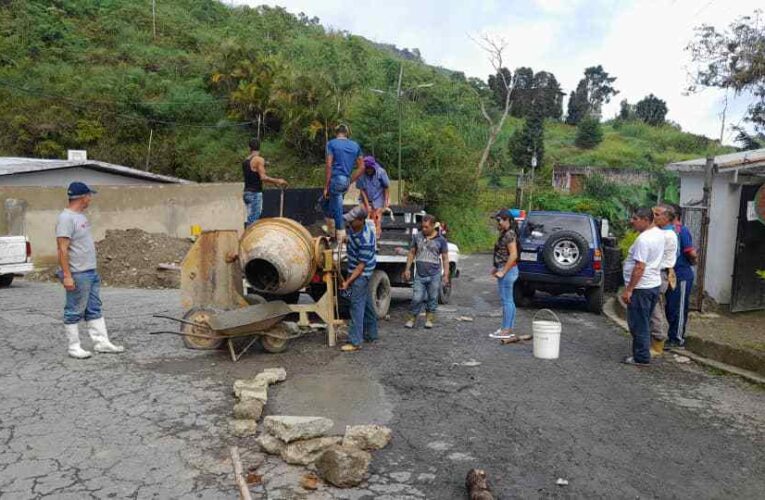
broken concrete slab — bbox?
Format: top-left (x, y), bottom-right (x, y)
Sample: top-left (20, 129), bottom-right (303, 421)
top-left (342, 425), bottom-right (392, 450)
top-left (255, 433), bottom-right (286, 455)
top-left (236, 384), bottom-right (268, 404)
top-left (281, 436), bottom-right (343, 465)
top-left (263, 416), bottom-right (334, 443)
top-left (233, 399), bottom-right (264, 420)
top-left (233, 378), bottom-right (269, 400)
top-left (315, 445), bottom-right (371, 488)
top-left (257, 367), bottom-right (287, 384)
top-left (230, 419), bottom-right (258, 437)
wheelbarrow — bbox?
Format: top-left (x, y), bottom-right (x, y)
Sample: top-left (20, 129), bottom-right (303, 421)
top-left (150, 300), bottom-right (310, 362)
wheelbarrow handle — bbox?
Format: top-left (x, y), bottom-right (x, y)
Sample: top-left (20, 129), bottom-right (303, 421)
top-left (152, 313), bottom-right (211, 329)
top-left (148, 330), bottom-right (220, 340)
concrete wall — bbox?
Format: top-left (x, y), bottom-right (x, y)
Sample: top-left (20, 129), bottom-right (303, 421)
top-left (0, 167), bottom-right (164, 187)
top-left (0, 183), bottom-right (245, 265)
top-left (679, 172), bottom-right (741, 304)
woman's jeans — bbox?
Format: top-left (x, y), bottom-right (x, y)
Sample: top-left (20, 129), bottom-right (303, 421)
top-left (497, 266), bottom-right (519, 330)
top-left (243, 191), bottom-right (263, 228)
top-left (57, 269), bottom-right (103, 324)
top-left (321, 175), bottom-right (350, 230)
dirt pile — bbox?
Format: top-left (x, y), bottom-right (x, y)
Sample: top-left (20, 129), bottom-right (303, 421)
top-left (96, 229), bottom-right (192, 289)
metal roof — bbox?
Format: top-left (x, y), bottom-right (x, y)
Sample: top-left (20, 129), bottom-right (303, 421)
top-left (0, 157), bottom-right (192, 184)
top-left (666, 148), bottom-right (765, 176)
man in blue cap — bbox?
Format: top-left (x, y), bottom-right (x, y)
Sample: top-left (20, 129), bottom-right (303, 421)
top-left (55, 182), bottom-right (124, 359)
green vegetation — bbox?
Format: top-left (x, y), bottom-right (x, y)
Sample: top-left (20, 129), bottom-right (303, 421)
top-left (575, 117), bottom-right (604, 149)
top-left (0, 0), bottom-right (739, 251)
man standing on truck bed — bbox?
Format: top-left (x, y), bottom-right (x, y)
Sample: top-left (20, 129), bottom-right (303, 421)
top-left (322, 124), bottom-right (365, 242)
top-left (403, 214), bottom-right (450, 329)
top-left (243, 138), bottom-right (288, 228)
top-left (356, 155), bottom-right (390, 238)
top-left (56, 182), bottom-right (124, 359)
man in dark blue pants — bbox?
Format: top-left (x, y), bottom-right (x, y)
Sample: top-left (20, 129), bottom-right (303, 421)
top-left (621, 208), bottom-right (665, 365)
top-left (665, 206), bottom-right (698, 348)
top-left (339, 208), bottom-right (378, 352)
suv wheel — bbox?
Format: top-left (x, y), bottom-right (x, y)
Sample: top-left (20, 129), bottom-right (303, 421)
top-left (0, 274), bottom-right (13, 287)
top-left (585, 285), bottom-right (604, 314)
top-left (513, 282), bottom-right (533, 308)
top-left (542, 230), bottom-right (590, 276)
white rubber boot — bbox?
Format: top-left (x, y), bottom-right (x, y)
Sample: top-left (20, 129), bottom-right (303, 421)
top-left (335, 229), bottom-right (347, 244)
top-left (65, 324), bottom-right (92, 359)
top-left (87, 317), bottom-right (124, 353)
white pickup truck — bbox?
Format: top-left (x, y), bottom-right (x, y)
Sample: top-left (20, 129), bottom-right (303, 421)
top-left (0, 236), bottom-right (33, 287)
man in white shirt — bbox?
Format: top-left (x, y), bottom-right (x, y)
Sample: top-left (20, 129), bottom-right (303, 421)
top-left (621, 207), bottom-right (665, 365)
top-left (649, 204), bottom-right (678, 356)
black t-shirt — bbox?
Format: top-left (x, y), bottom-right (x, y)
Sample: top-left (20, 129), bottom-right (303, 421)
top-left (242, 156), bottom-right (263, 192)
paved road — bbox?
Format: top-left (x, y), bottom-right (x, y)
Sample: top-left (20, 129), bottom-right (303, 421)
top-left (1, 254), bottom-right (763, 499)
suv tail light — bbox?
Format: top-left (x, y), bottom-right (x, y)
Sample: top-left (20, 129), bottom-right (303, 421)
top-left (26, 241), bottom-right (32, 261)
top-left (593, 248), bottom-right (602, 271)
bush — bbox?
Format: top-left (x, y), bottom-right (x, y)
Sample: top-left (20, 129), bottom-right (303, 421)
top-left (435, 204), bottom-right (496, 253)
top-left (619, 230), bottom-right (638, 259)
top-left (575, 117), bottom-right (603, 149)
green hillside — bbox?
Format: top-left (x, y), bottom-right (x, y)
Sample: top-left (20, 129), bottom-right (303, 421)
top-left (0, 0), bottom-right (734, 250)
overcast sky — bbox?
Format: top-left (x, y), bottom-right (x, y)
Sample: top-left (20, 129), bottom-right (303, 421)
top-left (230, 0), bottom-right (760, 144)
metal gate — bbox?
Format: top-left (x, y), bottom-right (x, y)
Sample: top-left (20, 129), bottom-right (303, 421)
top-left (730, 183), bottom-right (765, 312)
top-left (680, 205), bottom-right (706, 311)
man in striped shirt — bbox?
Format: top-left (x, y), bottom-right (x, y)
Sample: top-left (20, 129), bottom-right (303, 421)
top-left (339, 207), bottom-right (378, 352)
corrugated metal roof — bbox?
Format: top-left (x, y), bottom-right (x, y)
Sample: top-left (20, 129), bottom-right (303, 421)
top-left (0, 157), bottom-right (192, 184)
top-left (667, 149), bottom-right (765, 174)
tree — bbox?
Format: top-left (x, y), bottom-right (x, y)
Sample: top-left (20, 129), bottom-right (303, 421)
top-left (687, 11), bottom-right (765, 133)
top-left (532, 71), bottom-right (564, 120)
top-left (488, 67), bottom-right (512, 108)
top-left (635, 94), bottom-right (668, 126)
top-left (583, 65), bottom-right (619, 118)
top-left (618, 99), bottom-right (634, 120)
top-left (509, 66), bottom-right (534, 118)
top-left (566, 80), bottom-right (589, 125)
top-left (472, 35), bottom-right (514, 177)
top-left (733, 126), bottom-right (765, 150)
top-left (509, 108), bottom-right (545, 168)
top-left (575, 117), bottom-right (603, 149)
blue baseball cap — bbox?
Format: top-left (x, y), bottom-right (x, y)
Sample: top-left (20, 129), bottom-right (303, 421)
top-left (67, 181), bottom-right (97, 198)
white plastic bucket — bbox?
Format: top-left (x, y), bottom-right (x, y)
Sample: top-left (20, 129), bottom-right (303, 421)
top-left (532, 309), bottom-right (561, 359)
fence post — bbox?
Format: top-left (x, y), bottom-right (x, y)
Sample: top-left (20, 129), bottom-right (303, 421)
top-left (696, 155), bottom-right (715, 312)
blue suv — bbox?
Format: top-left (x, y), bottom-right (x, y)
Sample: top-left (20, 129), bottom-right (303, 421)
top-left (514, 211), bottom-right (607, 313)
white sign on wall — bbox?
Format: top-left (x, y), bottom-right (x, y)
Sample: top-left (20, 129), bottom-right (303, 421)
top-left (747, 200), bottom-right (757, 222)
top-left (67, 150), bottom-right (87, 161)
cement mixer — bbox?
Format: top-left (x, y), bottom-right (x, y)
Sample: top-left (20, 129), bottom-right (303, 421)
top-left (151, 217), bottom-right (341, 361)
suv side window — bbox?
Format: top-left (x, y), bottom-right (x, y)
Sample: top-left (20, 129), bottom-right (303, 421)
top-left (522, 215), bottom-right (594, 244)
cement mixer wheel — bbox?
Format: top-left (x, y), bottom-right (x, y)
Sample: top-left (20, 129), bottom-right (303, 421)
top-left (260, 335), bottom-right (289, 354)
top-left (181, 308), bottom-right (224, 350)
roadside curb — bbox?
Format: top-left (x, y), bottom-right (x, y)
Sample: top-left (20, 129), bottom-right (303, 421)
top-left (602, 297), bottom-right (765, 386)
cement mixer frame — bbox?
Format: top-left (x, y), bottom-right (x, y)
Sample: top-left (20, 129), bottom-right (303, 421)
top-left (151, 219), bottom-right (344, 362)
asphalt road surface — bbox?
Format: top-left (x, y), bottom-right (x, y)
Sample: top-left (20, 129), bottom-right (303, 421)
top-left (1, 254), bottom-right (763, 499)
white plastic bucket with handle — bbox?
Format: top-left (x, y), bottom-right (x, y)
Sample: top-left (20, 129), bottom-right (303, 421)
top-left (532, 309), bottom-right (561, 359)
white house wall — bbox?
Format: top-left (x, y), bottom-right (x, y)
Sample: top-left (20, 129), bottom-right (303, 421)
top-left (0, 167), bottom-right (159, 187)
top-left (679, 172), bottom-right (740, 304)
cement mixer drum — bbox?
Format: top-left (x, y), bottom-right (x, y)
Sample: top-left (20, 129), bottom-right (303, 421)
top-left (239, 217), bottom-right (322, 296)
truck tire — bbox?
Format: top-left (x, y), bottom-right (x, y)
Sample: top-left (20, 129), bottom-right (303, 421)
top-left (369, 270), bottom-right (391, 318)
top-left (542, 230), bottom-right (590, 276)
top-left (585, 285), bottom-right (604, 314)
top-left (0, 274), bottom-right (14, 287)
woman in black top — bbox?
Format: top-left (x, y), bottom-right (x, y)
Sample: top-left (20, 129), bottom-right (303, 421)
top-left (491, 209), bottom-right (519, 340)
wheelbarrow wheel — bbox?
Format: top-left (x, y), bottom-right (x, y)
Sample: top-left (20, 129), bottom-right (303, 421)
top-left (181, 307), bottom-right (224, 350)
top-left (260, 335), bottom-right (289, 354)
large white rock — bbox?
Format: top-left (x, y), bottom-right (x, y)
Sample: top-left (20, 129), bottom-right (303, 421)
top-left (233, 378), bottom-right (269, 402)
top-left (256, 432), bottom-right (286, 455)
top-left (263, 416), bottom-right (334, 443)
top-left (233, 399), bottom-right (264, 420)
top-left (281, 436), bottom-right (343, 465)
top-left (257, 367), bottom-right (287, 384)
top-left (316, 445), bottom-right (372, 488)
top-left (342, 425), bottom-right (392, 450)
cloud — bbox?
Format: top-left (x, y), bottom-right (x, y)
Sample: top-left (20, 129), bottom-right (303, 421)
top-left (230, 0), bottom-right (760, 143)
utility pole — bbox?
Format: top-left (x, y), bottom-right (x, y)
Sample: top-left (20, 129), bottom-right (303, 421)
top-left (527, 153), bottom-right (538, 213)
top-left (145, 129), bottom-right (154, 171)
top-left (396, 64), bottom-right (403, 205)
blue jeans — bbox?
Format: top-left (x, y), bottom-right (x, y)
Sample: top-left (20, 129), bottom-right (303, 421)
top-left (348, 275), bottom-right (378, 346)
top-left (321, 175), bottom-right (350, 230)
top-left (666, 276), bottom-right (693, 345)
top-left (627, 287), bottom-right (660, 363)
top-left (410, 273), bottom-right (441, 315)
top-left (497, 266), bottom-right (519, 329)
top-left (243, 191), bottom-right (263, 228)
top-left (58, 269), bottom-right (103, 325)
